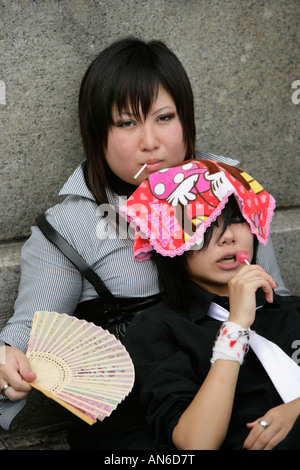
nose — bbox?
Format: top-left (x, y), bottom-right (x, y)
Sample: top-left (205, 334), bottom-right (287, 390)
top-left (217, 225), bottom-right (236, 246)
top-left (139, 124), bottom-right (159, 152)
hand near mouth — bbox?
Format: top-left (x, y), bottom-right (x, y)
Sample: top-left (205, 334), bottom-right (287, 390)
top-left (227, 265), bottom-right (277, 329)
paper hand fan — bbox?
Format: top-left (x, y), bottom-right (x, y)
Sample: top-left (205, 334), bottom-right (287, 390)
top-left (26, 311), bottom-right (135, 425)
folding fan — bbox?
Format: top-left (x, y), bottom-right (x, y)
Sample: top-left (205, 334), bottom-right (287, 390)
top-left (26, 311), bottom-right (135, 425)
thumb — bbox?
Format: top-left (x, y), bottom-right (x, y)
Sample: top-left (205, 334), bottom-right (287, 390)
top-left (18, 355), bottom-right (36, 382)
top-left (21, 369), bottom-right (37, 382)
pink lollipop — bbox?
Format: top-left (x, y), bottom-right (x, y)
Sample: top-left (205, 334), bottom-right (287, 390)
top-left (236, 251), bottom-right (250, 265)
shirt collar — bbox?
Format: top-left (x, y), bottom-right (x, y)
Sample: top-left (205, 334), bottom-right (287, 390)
top-left (187, 283), bottom-right (216, 321)
top-left (58, 161), bottom-right (134, 211)
top-left (58, 161), bottom-right (96, 201)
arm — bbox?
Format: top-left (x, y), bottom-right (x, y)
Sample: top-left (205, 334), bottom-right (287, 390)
top-left (126, 317), bottom-right (241, 450)
top-left (172, 359), bottom-right (240, 449)
top-left (0, 225), bottom-right (83, 402)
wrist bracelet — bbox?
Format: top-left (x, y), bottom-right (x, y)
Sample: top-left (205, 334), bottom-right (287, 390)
top-left (210, 321), bottom-right (250, 365)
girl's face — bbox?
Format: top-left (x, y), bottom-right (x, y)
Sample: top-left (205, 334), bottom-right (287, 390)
top-left (186, 216), bottom-right (254, 297)
top-left (105, 86), bottom-right (186, 185)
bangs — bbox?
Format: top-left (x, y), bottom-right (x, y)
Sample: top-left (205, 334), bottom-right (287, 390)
top-left (192, 196), bottom-right (245, 252)
top-left (111, 57), bottom-right (160, 122)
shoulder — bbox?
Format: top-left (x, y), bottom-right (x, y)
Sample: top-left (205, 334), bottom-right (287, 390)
top-left (124, 302), bottom-right (182, 345)
top-left (34, 173), bottom-right (102, 263)
top-left (123, 303), bottom-right (187, 365)
top-left (257, 293), bottom-right (300, 336)
top-left (275, 293), bottom-right (300, 310)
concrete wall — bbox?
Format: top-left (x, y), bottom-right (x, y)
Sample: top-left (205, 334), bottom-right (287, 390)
top-left (0, 0), bottom-right (299, 445)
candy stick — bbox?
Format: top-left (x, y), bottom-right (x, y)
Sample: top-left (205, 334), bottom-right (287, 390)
top-left (236, 251), bottom-right (250, 265)
top-left (134, 163), bottom-right (147, 179)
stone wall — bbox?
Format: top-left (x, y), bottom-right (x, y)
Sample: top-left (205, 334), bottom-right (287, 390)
top-left (0, 0), bottom-right (299, 447)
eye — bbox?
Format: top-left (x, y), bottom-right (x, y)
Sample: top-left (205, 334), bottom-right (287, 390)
top-left (115, 119), bottom-right (135, 128)
top-left (156, 113), bottom-right (175, 123)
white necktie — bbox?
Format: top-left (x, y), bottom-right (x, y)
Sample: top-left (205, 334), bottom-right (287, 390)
top-left (207, 302), bottom-right (300, 403)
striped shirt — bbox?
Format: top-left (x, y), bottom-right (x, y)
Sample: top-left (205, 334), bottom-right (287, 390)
top-left (0, 154), bottom-right (289, 430)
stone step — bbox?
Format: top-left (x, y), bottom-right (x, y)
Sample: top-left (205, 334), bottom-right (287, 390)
top-left (270, 208), bottom-right (300, 296)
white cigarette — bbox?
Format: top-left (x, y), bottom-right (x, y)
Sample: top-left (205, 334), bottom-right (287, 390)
top-left (134, 163), bottom-right (147, 179)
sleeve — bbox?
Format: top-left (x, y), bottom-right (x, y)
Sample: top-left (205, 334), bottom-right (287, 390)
top-left (0, 223), bottom-right (83, 430)
top-left (124, 317), bottom-right (202, 448)
top-left (257, 236), bottom-right (291, 296)
top-left (0, 225), bottom-right (82, 352)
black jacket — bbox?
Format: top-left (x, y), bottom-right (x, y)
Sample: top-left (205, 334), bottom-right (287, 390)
top-left (124, 284), bottom-right (300, 449)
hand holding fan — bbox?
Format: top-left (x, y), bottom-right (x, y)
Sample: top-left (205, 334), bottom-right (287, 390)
top-left (26, 311), bottom-right (135, 425)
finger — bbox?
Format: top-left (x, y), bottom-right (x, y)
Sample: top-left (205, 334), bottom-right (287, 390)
top-left (18, 357), bottom-right (36, 383)
top-left (21, 369), bottom-right (37, 383)
top-left (234, 268), bottom-right (276, 303)
top-left (0, 364), bottom-right (35, 394)
top-left (0, 381), bottom-right (31, 401)
top-left (243, 423), bottom-right (265, 449)
top-left (246, 426), bottom-right (282, 450)
top-left (258, 278), bottom-right (274, 303)
top-left (243, 417), bottom-right (269, 449)
top-left (244, 418), bottom-right (283, 450)
top-left (1, 365), bottom-right (31, 391)
top-left (242, 266), bottom-right (277, 288)
top-left (246, 419), bottom-right (259, 429)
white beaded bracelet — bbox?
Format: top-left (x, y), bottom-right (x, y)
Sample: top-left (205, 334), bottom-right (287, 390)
top-left (211, 321), bottom-right (250, 365)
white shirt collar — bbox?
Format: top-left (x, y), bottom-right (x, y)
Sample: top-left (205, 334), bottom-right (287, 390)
top-left (58, 161), bottom-right (95, 201)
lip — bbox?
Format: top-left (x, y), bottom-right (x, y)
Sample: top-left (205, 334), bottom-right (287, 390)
top-left (145, 160), bottom-right (164, 172)
top-left (216, 252), bottom-right (240, 270)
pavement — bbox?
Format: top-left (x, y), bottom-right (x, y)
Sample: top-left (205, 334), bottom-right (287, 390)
top-left (0, 423), bottom-right (70, 450)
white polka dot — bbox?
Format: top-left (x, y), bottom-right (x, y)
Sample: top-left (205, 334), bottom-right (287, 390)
top-left (154, 183), bottom-right (166, 196)
top-left (182, 163), bottom-right (194, 170)
top-left (173, 172), bottom-right (185, 184)
top-left (159, 168), bottom-right (169, 173)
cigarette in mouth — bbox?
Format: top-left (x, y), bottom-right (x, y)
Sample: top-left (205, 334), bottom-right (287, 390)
top-left (134, 163), bottom-right (147, 179)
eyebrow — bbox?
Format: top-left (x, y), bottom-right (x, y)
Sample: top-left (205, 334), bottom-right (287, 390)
top-left (151, 106), bottom-right (176, 116)
top-left (115, 105), bottom-right (175, 119)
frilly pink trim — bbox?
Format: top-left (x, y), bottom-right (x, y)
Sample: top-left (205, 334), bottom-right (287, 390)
top-left (120, 189), bottom-right (276, 260)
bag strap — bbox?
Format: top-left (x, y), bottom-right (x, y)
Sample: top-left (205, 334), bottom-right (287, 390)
top-left (35, 213), bottom-right (117, 306)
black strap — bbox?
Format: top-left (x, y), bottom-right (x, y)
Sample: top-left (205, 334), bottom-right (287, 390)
top-left (35, 213), bottom-right (116, 304)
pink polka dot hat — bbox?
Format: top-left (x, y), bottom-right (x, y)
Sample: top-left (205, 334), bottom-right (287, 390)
top-left (119, 159), bottom-right (276, 260)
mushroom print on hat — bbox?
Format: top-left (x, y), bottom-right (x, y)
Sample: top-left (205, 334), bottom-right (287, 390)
top-left (120, 159), bottom-right (276, 260)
